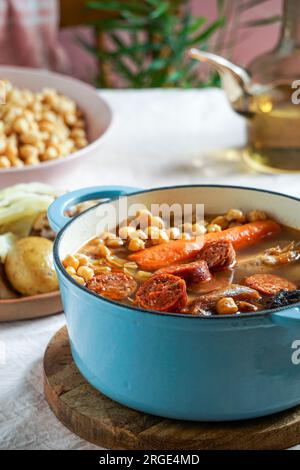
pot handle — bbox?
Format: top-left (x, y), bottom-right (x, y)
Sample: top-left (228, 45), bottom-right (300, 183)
top-left (48, 185), bottom-right (140, 233)
top-left (271, 307), bottom-right (300, 327)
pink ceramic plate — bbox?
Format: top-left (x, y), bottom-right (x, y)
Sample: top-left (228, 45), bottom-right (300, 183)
top-left (0, 291), bottom-right (63, 322)
top-left (0, 66), bottom-right (112, 186)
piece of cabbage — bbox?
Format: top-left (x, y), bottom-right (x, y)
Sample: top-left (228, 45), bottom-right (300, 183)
top-left (0, 232), bottom-right (17, 263)
top-left (0, 183), bottom-right (58, 237)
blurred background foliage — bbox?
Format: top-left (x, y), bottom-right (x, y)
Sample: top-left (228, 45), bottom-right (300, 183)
top-left (82, 0), bottom-right (281, 88)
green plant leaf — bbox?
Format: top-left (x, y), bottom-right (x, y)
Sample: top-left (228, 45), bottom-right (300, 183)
top-left (86, 1), bottom-right (146, 14)
top-left (188, 16), bottom-right (206, 33)
top-left (110, 41), bottom-right (162, 57)
top-left (91, 19), bottom-right (148, 30)
top-left (150, 2), bottom-right (170, 19)
top-left (189, 17), bottom-right (225, 45)
top-left (84, 0), bottom-right (225, 89)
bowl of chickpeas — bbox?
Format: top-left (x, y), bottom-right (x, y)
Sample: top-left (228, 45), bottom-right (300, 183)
top-left (0, 66), bottom-right (112, 185)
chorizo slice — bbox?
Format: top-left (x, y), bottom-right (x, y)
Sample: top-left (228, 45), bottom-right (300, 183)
top-left (182, 284), bottom-right (261, 315)
top-left (199, 240), bottom-right (236, 271)
top-left (135, 273), bottom-right (187, 313)
top-left (244, 273), bottom-right (297, 296)
top-left (87, 271), bottom-right (137, 300)
top-left (156, 260), bottom-right (211, 284)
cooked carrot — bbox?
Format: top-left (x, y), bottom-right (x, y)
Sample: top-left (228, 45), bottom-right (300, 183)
top-left (129, 238), bottom-right (204, 271)
top-left (129, 220), bottom-right (281, 271)
top-left (205, 219), bottom-right (281, 249)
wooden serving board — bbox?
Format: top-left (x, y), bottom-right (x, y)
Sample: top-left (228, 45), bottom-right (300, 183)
top-left (0, 291), bottom-right (62, 322)
top-left (44, 326), bottom-right (300, 450)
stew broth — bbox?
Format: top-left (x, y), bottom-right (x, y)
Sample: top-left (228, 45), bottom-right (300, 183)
top-left (63, 208), bottom-right (300, 316)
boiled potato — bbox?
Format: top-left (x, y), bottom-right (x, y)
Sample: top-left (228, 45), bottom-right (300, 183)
top-left (5, 236), bottom-right (58, 296)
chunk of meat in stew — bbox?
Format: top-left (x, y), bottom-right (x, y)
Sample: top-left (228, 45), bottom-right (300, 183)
top-left (182, 284), bottom-right (261, 316)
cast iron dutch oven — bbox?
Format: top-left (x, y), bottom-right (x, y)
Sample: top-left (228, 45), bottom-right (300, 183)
top-left (48, 185), bottom-right (300, 421)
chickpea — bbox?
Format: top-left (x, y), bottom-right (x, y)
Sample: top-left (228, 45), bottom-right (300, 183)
top-left (135, 209), bottom-right (152, 228)
top-left (0, 156), bottom-right (11, 168)
top-left (9, 156), bottom-right (24, 167)
top-left (128, 229), bottom-right (147, 240)
top-left (124, 261), bottom-right (138, 270)
top-left (75, 253), bottom-right (89, 266)
top-left (150, 216), bottom-right (165, 229)
top-left (44, 146), bottom-right (59, 160)
top-left (31, 101), bottom-right (43, 114)
top-left (23, 110), bottom-right (35, 122)
top-left (99, 244), bottom-right (111, 258)
top-left (226, 208), bottom-right (245, 223)
top-left (179, 223), bottom-right (193, 234)
top-left (24, 154), bottom-right (39, 166)
top-left (106, 237), bottom-right (124, 248)
top-left (100, 231), bottom-right (115, 241)
top-left (0, 138), bottom-right (6, 154)
top-left (71, 274), bottom-right (86, 286)
top-left (144, 228), bottom-right (168, 245)
top-left (36, 141), bottom-right (46, 155)
top-left (75, 137), bottom-right (88, 149)
top-left (246, 210), bottom-right (267, 223)
top-left (74, 119), bottom-right (85, 129)
top-left (118, 226), bottom-right (134, 239)
top-left (211, 216), bottom-right (229, 230)
top-left (237, 301), bottom-right (258, 312)
top-left (191, 223), bottom-right (207, 235)
top-left (13, 117), bottom-right (30, 134)
top-left (167, 227), bottom-right (181, 240)
top-left (42, 111), bottom-right (57, 123)
top-left (71, 128), bottom-right (86, 139)
top-left (58, 140), bottom-right (73, 156)
top-left (135, 270), bottom-right (153, 281)
top-left (63, 255), bottom-right (80, 271)
top-left (207, 224), bottom-right (222, 233)
top-left (89, 238), bottom-right (104, 246)
top-left (145, 226), bottom-right (160, 242)
top-left (128, 238), bottom-right (145, 252)
top-left (181, 232), bottom-right (191, 240)
top-left (216, 297), bottom-right (239, 315)
top-left (66, 266), bottom-right (76, 276)
top-left (20, 145), bottom-right (39, 161)
top-left (93, 265), bottom-right (111, 274)
top-left (48, 134), bottom-right (61, 146)
top-left (157, 230), bottom-right (169, 243)
top-left (20, 131), bottom-right (41, 145)
top-left (64, 113), bottom-right (77, 126)
top-left (77, 265), bottom-right (94, 281)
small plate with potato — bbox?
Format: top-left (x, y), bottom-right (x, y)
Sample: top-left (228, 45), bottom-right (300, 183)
top-left (0, 183), bottom-right (62, 321)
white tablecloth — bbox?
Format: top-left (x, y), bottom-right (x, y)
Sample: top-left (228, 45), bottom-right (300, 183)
top-left (1, 89), bottom-right (300, 450)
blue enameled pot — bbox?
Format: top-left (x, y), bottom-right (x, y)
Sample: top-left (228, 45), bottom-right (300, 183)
top-left (48, 185), bottom-right (300, 421)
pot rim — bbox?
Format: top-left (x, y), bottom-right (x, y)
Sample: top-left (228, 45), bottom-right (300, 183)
top-left (54, 184), bottom-right (300, 320)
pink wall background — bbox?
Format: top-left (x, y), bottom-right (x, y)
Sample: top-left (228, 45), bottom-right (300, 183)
top-left (191, 0), bottom-right (282, 66)
top-left (58, 0), bottom-right (284, 83)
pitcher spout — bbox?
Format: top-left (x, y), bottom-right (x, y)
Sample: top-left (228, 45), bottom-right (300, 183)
top-left (189, 49), bottom-right (253, 106)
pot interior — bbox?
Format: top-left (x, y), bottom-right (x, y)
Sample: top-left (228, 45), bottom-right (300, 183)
top-left (57, 186), bottom-right (300, 260)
